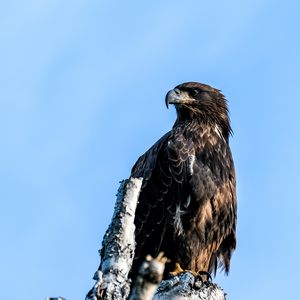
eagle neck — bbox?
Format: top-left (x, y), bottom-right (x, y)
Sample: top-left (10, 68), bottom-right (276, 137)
top-left (173, 118), bottom-right (229, 143)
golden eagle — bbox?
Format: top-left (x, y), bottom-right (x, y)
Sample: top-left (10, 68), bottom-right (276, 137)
top-left (130, 82), bottom-right (237, 280)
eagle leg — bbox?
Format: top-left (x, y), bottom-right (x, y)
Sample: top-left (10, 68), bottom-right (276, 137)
top-left (169, 262), bottom-right (184, 276)
top-left (169, 262), bottom-right (198, 277)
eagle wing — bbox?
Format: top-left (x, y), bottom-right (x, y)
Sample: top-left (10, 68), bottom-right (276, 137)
top-left (183, 133), bottom-right (236, 274)
top-left (130, 128), bottom-right (194, 277)
top-left (130, 126), bottom-right (236, 278)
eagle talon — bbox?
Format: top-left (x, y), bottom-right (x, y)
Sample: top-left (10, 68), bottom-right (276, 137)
top-left (197, 271), bottom-right (212, 283)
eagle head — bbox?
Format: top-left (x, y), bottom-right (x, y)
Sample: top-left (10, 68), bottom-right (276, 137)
top-left (165, 82), bottom-right (232, 136)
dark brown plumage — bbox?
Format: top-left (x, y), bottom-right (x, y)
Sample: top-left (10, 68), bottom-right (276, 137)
top-left (130, 82), bottom-right (237, 280)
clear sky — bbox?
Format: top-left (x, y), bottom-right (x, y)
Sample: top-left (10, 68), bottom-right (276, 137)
top-left (0, 1), bottom-right (299, 299)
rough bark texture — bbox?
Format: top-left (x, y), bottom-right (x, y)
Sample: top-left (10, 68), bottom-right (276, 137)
top-left (86, 178), bottom-right (227, 300)
top-left (86, 178), bottom-right (143, 300)
top-left (153, 273), bottom-right (226, 300)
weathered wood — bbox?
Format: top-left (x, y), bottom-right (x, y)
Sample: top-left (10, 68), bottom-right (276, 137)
top-left (86, 178), bottom-right (143, 300)
top-left (153, 273), bottom-right (226, 300)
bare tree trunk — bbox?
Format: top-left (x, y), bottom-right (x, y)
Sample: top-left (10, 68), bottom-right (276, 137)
top-left (86, 178), bottom-right (227, 300)
top-left (86, 178), bottom-right (143, 300)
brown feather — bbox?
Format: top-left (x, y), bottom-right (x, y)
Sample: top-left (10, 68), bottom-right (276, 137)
top-left (129, 82), bottom-right (237, 281)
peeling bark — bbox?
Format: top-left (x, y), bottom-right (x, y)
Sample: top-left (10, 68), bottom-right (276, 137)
top-left (153, 273), bottom-right (226, 300)
top-left (86, 178), bottom-right (143, 300)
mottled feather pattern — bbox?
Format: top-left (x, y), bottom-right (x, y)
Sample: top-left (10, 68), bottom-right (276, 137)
top-left (129, 82), bottom-right (237, 280)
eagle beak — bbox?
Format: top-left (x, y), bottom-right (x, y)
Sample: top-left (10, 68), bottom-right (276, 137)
top-left (165, 89), bottom-right (181, 109)
top-left (165, 88), bottom-right (197, 109)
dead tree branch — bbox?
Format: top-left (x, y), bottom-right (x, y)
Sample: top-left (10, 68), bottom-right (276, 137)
top-left (153, 272), bottom-right (226, 300)
top-left (86, 178), bottom-right (143, 300)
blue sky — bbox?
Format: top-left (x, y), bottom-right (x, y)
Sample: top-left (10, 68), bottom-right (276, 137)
top-left (0, 1), bottom-right (299, 299)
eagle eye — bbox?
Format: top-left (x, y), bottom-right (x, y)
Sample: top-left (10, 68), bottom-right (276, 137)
top-left (189, 89), bottom-right (200, 98)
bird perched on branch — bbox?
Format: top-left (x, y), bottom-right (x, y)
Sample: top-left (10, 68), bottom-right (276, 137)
top-left (130, 82), bottom-right (237, 281)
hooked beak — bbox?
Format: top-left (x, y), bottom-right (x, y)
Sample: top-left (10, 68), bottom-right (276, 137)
top-left (165, 88), bottom-right (182, 109)
top-left (165, 88), bottom-right (195, 109)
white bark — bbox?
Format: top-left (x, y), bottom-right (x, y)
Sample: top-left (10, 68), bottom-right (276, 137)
top-left (86, 178), bottom-right (143, 300)
top-left (153, 273), bottom-right (226, 300)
